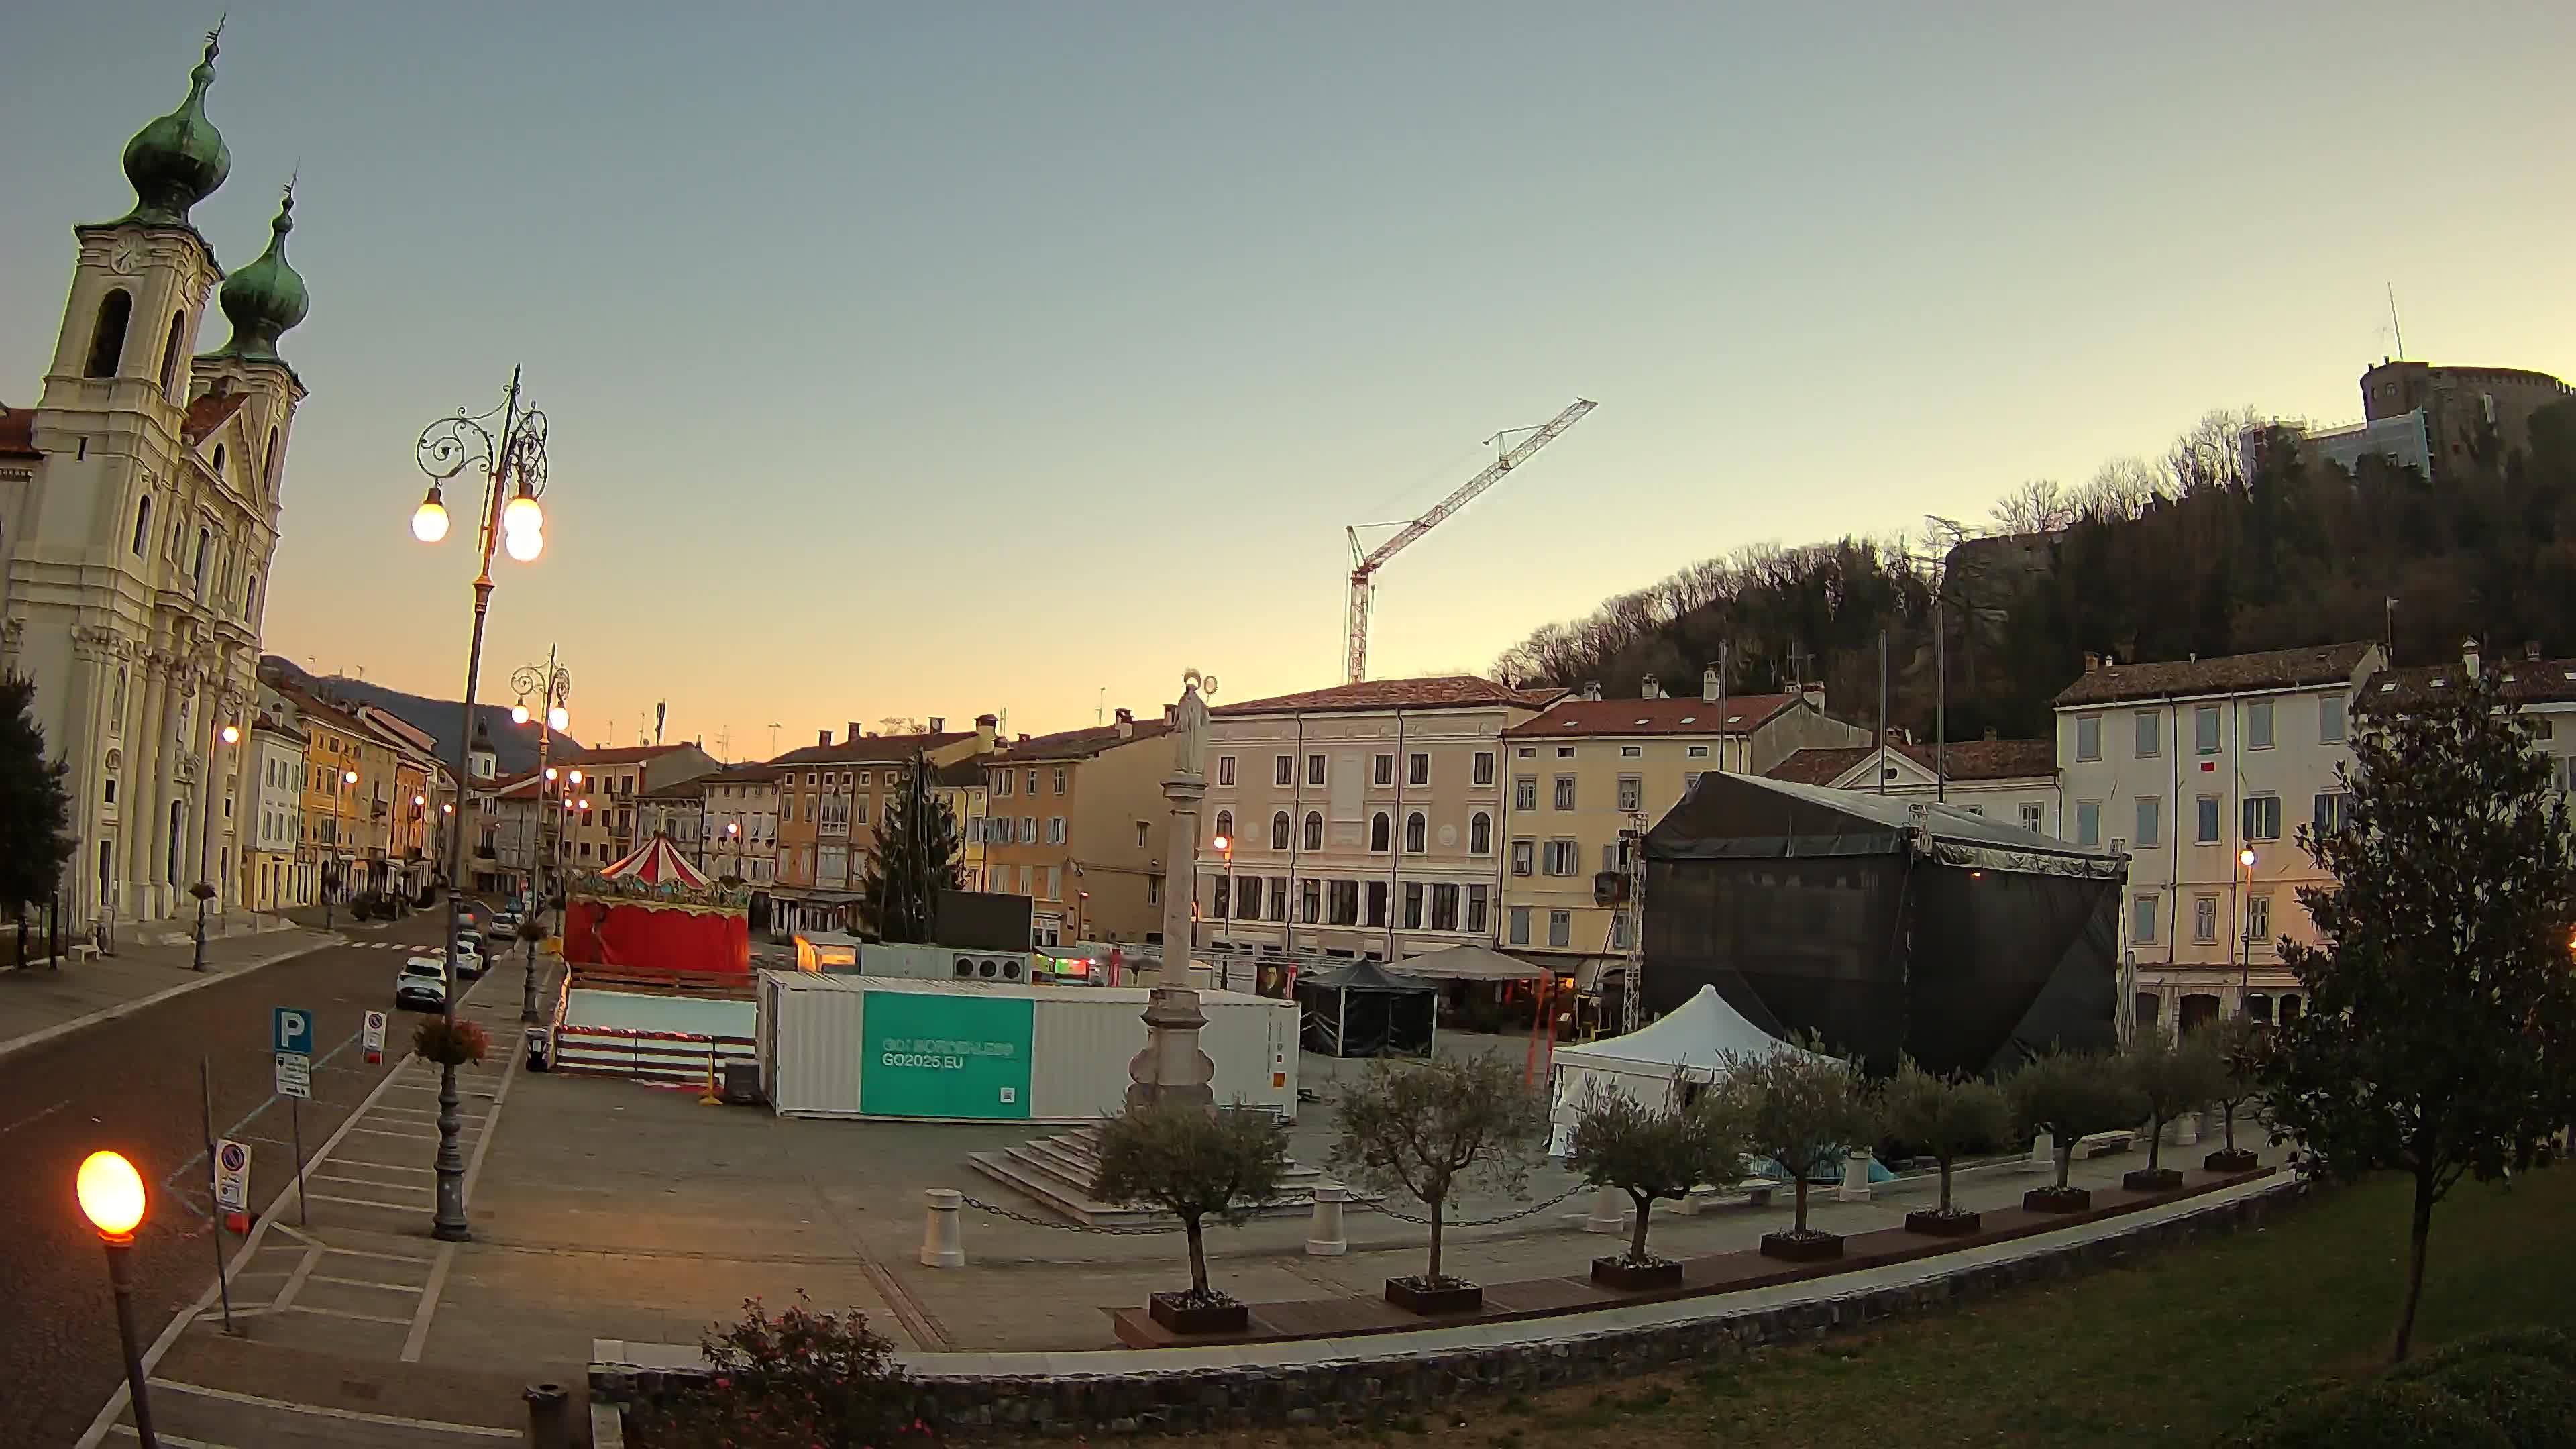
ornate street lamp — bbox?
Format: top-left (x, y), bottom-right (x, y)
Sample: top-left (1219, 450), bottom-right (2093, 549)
top-left (410, 368), bottom-right (549, 1242)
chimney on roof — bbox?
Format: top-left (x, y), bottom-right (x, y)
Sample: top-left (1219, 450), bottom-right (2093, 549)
top-left (1985, 726), bottom-right (1999, 740)
top-left (1582, 680), bottom-right (1603, 702)
top-left (2526, 641), bottom-right (2542, 661)
top-left (1701, 666), bottom-right (1721, 704)
top-left (818, 728), bottom-right (833, 747)
top-left (2084, 652), bottom-right (2100, 674)
top-left (975, 714), bottom-right (997, 753)
top-left (1115, 707), bottom-right (1134, 739)
top-left (849, 721), bottom-right (865, 742)
top-left (1640, 674), bottom-right (1661, 700)
top-left (928, 716), bottom-right (945, 733)
top-left (1017, 733), bottom-right (1030, 745)
top-left (2462, 638), bottom-right (2481, 679)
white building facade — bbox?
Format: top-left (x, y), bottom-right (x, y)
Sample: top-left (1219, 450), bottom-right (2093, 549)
top-left (243, 714), bottom-right (307, 911)
top-left (0, 34), bottom-right (309, 933)
top-left (2054, 642), bottom-right (2384, 1034)
top-left (1767, 735), bottom-right (2060, 837)
top-left (1195, 676), bottom-right (1560, 963)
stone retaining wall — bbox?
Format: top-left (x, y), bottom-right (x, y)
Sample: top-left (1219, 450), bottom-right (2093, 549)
top-left (596, 1178), bottom-right (2304, 1438)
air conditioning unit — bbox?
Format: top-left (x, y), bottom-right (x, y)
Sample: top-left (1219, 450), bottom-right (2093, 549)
top-left (862, 942), bottom-right (1032, 984)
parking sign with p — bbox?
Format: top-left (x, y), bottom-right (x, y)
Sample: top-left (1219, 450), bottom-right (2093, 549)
top-left (273, 1007), bottom-right (313, 1057)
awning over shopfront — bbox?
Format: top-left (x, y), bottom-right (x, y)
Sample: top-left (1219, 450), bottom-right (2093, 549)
top-left (1389, 943), bottom-right (1549, 983)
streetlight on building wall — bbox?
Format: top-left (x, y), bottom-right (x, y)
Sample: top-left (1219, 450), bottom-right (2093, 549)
top-left (409, 368), bottom-right (551, 1244)
top-left (2238, 847), bottom-right (2258, 1011)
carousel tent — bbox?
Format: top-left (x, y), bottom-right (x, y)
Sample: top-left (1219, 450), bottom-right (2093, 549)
top-left (1642, 771), bottom-right (2124, 1077)
top-left (1297, 959), bottom-right (1437, 1057)
top-left (562, 833), bottom-right (751, 975)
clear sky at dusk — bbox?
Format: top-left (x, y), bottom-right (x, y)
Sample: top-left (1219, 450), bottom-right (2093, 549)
top-left (7, 2), bottom-right (2571, 759)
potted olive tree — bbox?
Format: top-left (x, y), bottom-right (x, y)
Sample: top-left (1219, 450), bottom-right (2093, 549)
top-left (2204, 1015), bottom-right (2269, 1173)
top-left (2121, 1026), bottom-right (2224, 1192)
top-left (1092, 1102), bottom-right (1291, 1335)
top-left (1330, 1055), bottom-right (1543, 1314)
top-left (1565, 1073), bottom-right (1754, 1289)
top-left (2008, 1050), bottom-right (2143, 1212)
top-left (1727, 1042), bottom-right (1878, 1263)
top-left (1884, 1058), bottom-right (2012, 1237)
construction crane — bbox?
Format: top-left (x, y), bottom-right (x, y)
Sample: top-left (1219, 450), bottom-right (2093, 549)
top-left (1343, 398), bottom-right (1596, 684)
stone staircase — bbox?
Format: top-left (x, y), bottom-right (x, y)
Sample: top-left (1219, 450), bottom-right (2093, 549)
top-left (967, 1124), bottom-right (1342, 1226)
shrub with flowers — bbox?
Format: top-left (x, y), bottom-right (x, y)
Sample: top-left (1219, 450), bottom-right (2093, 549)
top-left (411, 1016), bottom-right (490, 1066)
top-left (625, 1293), bottom-right (922, 1448)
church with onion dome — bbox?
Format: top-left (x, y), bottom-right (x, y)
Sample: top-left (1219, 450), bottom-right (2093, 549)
top-left (0, 25), bottom-right (313, 933)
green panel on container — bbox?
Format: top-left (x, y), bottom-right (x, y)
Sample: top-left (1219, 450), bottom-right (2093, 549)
top-left (861, 991), bottom-right (1035, 1120)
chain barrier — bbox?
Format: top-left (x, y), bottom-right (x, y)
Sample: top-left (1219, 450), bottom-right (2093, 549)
top-left (1354, 1183), bottom-right (1588, 1228)
top-left (954, 1194), bottom-right (1189, 1235)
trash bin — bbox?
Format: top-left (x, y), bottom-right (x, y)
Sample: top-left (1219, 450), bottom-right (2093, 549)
top-left (523, 1382), bottom-right (571, 1449)
top-left (525, 1027), bottom-right (552, 1073)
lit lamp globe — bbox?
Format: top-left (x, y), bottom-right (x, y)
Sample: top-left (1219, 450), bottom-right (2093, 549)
top-left (219, 724), bottom-right (240, 745)
top-left (77, 1150), bottom-right (146, 1243)
top-left (502, 526), bottom-right (543, 564)
top-left (547, 706), bottom-right (569, 733)
top-left (2239, 849), bottom-right (2257, 869)
top-left (343, 770), bottom-right (358, 786)
top-left (1212, 834), bottom-right (1230, 852)
top-left (410, 487), bottom-right (450, 543)
top-left (511, 703), bottom-right (529, 726)
top-left (502, 490), bottom-right (543, 538)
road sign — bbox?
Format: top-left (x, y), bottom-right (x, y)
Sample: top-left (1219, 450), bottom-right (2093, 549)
top-left (272, 1006), bottom-right (314, 1056)
top-left (213, 1138), bottom-right (251, 1211)
top-left (362, 1010), bottom-right (388, 1064)
top-left (274, 1051), bottom-right (312, 1100)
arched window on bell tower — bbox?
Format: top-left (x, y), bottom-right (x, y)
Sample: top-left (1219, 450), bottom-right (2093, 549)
top-left (86, 290), bottom-right (133, 378)
top-left (262, 427), bottom-right (279, 490)
top-left (158, 311), bottom-right (186, 399)
top-left (130, 494), bottom-right (152, 555)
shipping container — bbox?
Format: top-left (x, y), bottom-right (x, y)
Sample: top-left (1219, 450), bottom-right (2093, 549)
top-left (757, 971), bottom-right (1298, 1122)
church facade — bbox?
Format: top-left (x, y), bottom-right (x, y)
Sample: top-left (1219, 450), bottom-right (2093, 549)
top-left (0, 29), bottom-right (311, 933)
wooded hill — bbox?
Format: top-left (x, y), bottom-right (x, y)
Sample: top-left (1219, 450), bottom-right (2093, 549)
top-left (1494, 400), bottom-right (2576, 742)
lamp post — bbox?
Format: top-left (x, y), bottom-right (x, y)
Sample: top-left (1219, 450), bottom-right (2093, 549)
top-left (77, 1150), bottom-right (158, 1448)
top-left (2237, 847), bottom-right (2257, 1015)
top-left (511, 651), bottom-right (572, 930)
top-left (191, 722), bottom-right (241, 973)
top-left (323, 767), bottom-right (357, 930)
top-left (410, 368), bottom-right (550, 1243)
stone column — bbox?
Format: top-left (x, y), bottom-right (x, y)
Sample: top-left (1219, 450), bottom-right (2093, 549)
top-left (126, 660), bottom-right (169, 918)
top-left (1124, 987), bottom-right (1216, 1112)
top-left (1159, 672), bottom-right (1210, 975)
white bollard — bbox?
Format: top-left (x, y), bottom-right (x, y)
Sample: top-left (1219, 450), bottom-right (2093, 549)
top-left (918, 1188), bottom-right (965, 1269)
top-left (1835, 1146), bottom-right (1873, 1203)
top-left (1584, 1186), bottom-right (1627, 1234)
top-left (2031, 1131), bottom-right (2055, 1171)
top-left (2170, 1111), bottom-right (2200, 1147)
top-left (1305, 1183), bottom-right (1349, 1256)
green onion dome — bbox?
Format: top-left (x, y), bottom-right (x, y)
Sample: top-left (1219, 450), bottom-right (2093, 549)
top-left (211, 186), bottom-right (309, 362)
top-left (120, 31), bottom-right (229, 227)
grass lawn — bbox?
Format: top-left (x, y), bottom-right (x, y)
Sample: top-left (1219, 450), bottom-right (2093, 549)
top-left (1169, 1169), bottom-right (2576, 1449)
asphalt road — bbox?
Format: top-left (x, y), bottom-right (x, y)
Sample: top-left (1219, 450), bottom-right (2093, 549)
top-left (0, 908), bottom-right (515, 1448)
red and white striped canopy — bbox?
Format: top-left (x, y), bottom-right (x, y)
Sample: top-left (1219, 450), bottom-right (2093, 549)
top-left (596, 833), bottom-right (712, 888)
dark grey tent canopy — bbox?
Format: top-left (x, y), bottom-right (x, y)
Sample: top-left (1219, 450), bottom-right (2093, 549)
top-left (1642, 772), bottom-right (2125, 1078)
top-left (1297, 959), bottom-right (1437, 1057)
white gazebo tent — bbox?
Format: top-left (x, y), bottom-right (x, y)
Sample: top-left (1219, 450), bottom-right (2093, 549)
top-left (1546, 985), bottom-right (1815, 1146)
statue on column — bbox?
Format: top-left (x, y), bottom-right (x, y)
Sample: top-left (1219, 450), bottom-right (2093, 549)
top-left (1171, 669), bottom-right (1214, 782)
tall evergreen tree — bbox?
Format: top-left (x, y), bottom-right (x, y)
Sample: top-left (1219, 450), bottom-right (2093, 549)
top-left (859, 754), bottom-right (961, 943)
top-left (0, 674), bottom-right (78, 961)
top-left (2267, 663), bottom-right (2576, 1363)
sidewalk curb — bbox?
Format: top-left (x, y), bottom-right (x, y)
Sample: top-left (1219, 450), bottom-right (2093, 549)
top-left (69, 967), bottom-right (491, 1449)
top-left (0, 931), bottom-right (347, 1065)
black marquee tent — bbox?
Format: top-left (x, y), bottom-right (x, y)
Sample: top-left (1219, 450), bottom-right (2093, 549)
top-left (1297, 959), bottom-right (1438, 1058)
top-left (1642, 772), bottom-right (2126, 1079)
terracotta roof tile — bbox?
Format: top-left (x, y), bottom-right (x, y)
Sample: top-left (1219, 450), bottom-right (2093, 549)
top-left (1214, 676), bottom-right (1564, 717)
top-left (2052, 642), bottom-right (2379, 707)
top-left (566, 743), bottom-right (700, 766)
top-left (1504, 694), bottom-right (1800, 738)
top-left (2366, 654), bottom-right (2576, 709)
top-left (997, 720), bottom-right (1171, 762)
top-left (1768, 736), bottom-right (2055, 786)
top-left (182, 391), bottom-right (249, 445)
top-left (767, 731), bottom-right (972, 767)
top-left (0, 405), bottom-right (36, 459)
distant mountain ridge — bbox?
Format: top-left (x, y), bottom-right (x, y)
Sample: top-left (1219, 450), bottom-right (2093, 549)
top-left (258, 655), bottom-right (577, 777)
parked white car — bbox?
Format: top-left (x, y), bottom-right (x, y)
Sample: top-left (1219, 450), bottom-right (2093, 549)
top-left (453, 940), bottom-right (486, 978)
top-left (396, 955), bottom-right (449, 1011)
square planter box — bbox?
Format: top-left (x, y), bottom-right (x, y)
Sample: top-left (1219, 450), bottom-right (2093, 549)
top-left (1759, 1231), bottom-right (1844, 1263)
top-left (1590, 1256), bottom-right (1684, 1291)
top-left (1904, 1208), bottom-right (1982, 1238)
top-left (2023, 1186), bottom-right (2092, 1214)
top-left (2122, 1167), bottom-right (2184, 1193)
top-left (1146, 1292), bottom-right (1248, 1336)
top-left (2203, 1148), bottom-right (2261, 1173)
top-left (1383, 1277), bottom-right (1483, 1316)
